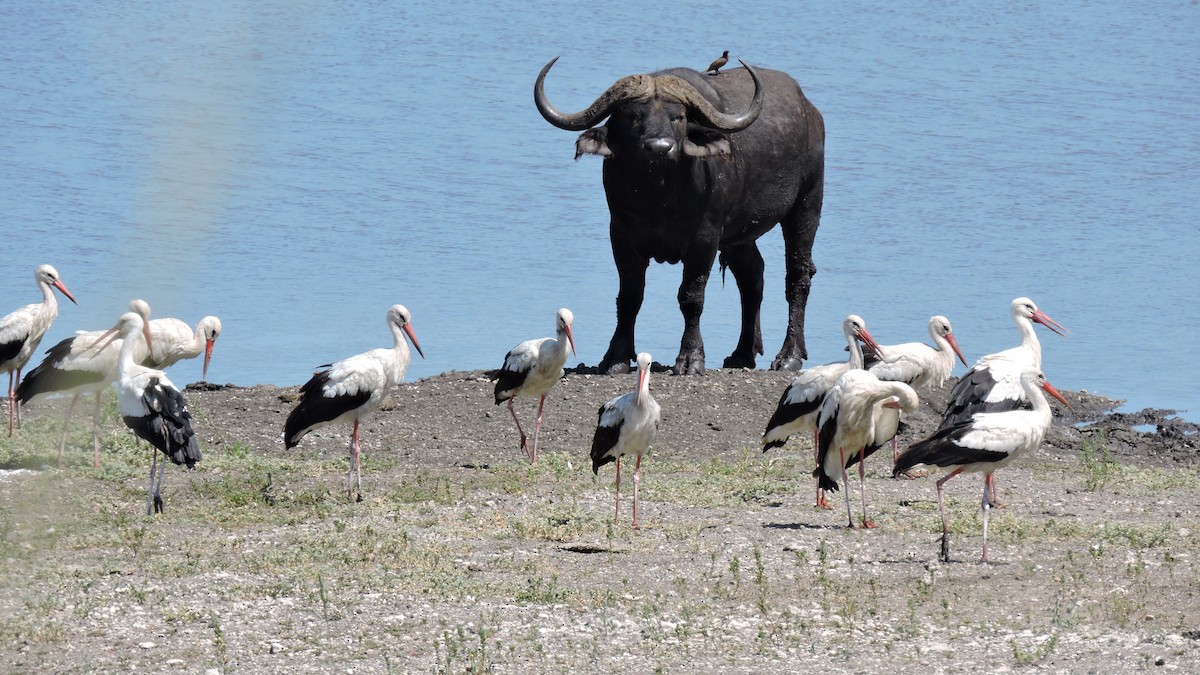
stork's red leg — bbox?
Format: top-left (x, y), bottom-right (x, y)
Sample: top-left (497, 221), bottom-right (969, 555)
top-left (981, 473), bottom-right (994, 562)
top-left (7, 372), bottom-right (14, 437)
top-left (507, 398), bottom-right (529, 459)
top-left (530, 395), bottom-right (546, 464)
top-left (613, 456), bottom-right (622, 524)
top-left (935, 467), bottom-right (965, 562)
top-left (57, 394), bottom-right (80, 469)
top-left (632, 454), bottom-right (642, 529)
top-left (859, 446), bottom-right (876, 529)
top-left (91, 392), bottom-right (103, 469)
top-left (352, 419), bottom-right (363, 502)
top-left (839, 446), bottom-right (855, 529)
top-left (146, 445), bottom-right (158, 516)
top-left (813, 430), bottom-right (830, 509)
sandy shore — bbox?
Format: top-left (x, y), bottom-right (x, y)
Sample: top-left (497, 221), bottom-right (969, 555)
top-left (0, 366), bottom-right (1197, 673)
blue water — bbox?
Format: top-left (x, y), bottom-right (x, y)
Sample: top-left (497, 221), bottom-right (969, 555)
top-left (3, 2), bottom-right (1197, 421)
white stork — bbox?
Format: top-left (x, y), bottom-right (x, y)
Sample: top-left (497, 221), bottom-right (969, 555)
top-left (940, 298), bottom-right (1066, 429)
top-left (0, 264), bottom-right (78, 435)
top-left (18, 299), bottom-right (153, 468)
top-left (590, 352), bottom-right (660, 528)
top-left (493, 308), bottom-right (575, 464)
top-left (284, 304), bottom-right (424, 502)
top-left (895, 368), bottom-right (1070, 562)
top-left (761, 315), bottom-right (883, 509)
top-left (814, 370), bottom-right (919, 529)
top-left (92, 311), bottom-right (201, 515)
top-left (867, 315), bottom-right (968, 391)
top-left (865, 314), bottom-right (968, 463)
top-left (143, 315), bottom-right (222, 379)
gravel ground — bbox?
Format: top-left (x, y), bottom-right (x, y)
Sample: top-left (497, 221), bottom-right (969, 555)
top-left (0, 364), bottom-right (1197, 673)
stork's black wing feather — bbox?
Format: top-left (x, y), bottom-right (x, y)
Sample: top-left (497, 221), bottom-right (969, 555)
top-left (893, 422), bottom-right (1007, 476)
top-left (811, 403), bottom-right (841, 492)
top-left (589, 402), bottom-right (622, 474)
top-left (283, 369), bottom-right (371, 448)
top-left (761, 387), bottom-right (823, 451)
top-left (129, 376), bottom-right (201, 468)
top-left (939, 370), bottom-right (1031, 428)
top-left (16, 337), bottom-right (104, 403)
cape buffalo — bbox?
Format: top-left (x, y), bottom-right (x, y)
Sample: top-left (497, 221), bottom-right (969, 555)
top-left (534, 56), bottom-right (824, 375)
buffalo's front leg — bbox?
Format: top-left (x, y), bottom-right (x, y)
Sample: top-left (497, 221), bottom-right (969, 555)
top-left (773, 177), bottom-right (822, 371)
top-left (720, 242), bottom-right (765, 369)
top-left (599, 239), bottom-right (649, 375)
top-left (674, 238), bottom-right (719, 375)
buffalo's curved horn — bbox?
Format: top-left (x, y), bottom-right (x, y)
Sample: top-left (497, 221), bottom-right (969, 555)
top-left (665, 59), bottom-right (764, 132)
top-left (535, 56), bottom-right (649, 131)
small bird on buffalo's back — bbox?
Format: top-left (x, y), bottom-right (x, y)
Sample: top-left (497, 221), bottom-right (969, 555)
top-left (705, 50), bottom-right (729, 75)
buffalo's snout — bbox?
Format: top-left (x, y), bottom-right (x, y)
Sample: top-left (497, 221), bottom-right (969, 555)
top-left (643, 137), bottom-right (677, 159)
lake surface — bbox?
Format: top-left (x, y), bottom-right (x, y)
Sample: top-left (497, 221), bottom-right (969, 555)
top-left (3, 1), bottom-right (1197, 421)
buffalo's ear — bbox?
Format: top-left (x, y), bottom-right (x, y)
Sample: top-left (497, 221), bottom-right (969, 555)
top-left (683, 127), bottom-right (731, 157)
top-left (575, 128), bottom-right (611, 159)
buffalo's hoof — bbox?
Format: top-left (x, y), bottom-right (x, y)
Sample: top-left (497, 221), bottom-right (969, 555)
top-left (673, 355), bottom-right (706, 375)
top-left (722, 354), bottom-right (756, 369)
top-left (771, 356), bottom-right (804, 371)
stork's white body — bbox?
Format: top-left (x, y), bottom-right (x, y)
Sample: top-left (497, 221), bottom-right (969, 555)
top-left (284, 305), bottom-right (423, 502)
top-left (145, 315), bottom-right (222, 376)
top-left (940, 298), bottom-right (1066, 428)
top-left (815, 370), bottom-right (918, 528)
top-left (867, 315), bottom-right (966, 391)
top-left (590, 352), bottom-right (660, 528)
top-left (494, 308), bottom-right (575, 463)
top-left (762, 315), bottom-right (882, 451)
top-left (897, 369), bottom-right (1069, 562)
top-left (18, 299), bottom-right (152, 467)
top-left (0, 265), bottom-right (77, 435)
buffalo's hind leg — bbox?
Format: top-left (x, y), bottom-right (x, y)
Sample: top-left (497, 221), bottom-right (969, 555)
top-left (599, 238), bottom-right (649, 375)
top-left (720, 242), bottom-right (765, 369)
top-left (772, 175), bottom-right (823, 371)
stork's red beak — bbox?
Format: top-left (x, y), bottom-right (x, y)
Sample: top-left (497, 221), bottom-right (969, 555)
top-left (87, 326), bottom-right (120, 357)
top-left (1031, 309), bottom-right (1068, 337)
top-left (141, 321), bottom-right (153, 357)
top-left (945, 332), bottom-right (968, 367)
top-left (858, 327), bottom-right (884, 360)
top-left (53, 280), bottom-right (78, 306)
top-left (1042, 379), bottom-right (1072, 409)
top-left (565, 325), bottom-right (577, 358)
top-left (404, 324), bottom-right (425, 359)
top-left (202, 339), bottom-right (215, 382)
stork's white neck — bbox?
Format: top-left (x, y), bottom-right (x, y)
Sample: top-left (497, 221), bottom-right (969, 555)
top-left (846, 328), bottom-right (866, 370)
top-left (37, 279), bottom-right (59, 317)
top-left (1015, 314), bottom-right (1043, 368)
top-left (116, 326), bottom-right (139, 378)
top-left (1025, 377), bottom-right (1052, 416)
